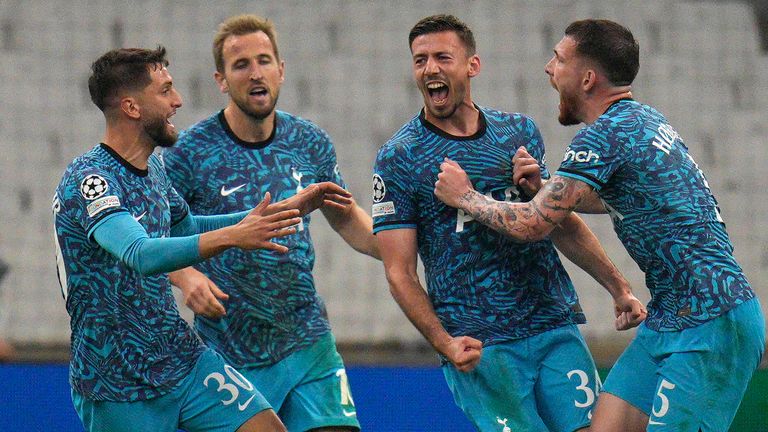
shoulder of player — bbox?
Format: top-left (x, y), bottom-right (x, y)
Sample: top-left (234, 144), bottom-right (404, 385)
top-left (177, 113), bottom-right (221, 146)
top-left (479, 106), bottom-right (540, 132)
top-left (275, 110), bottom-right (336, 150)
top-left (379, 121), bottom-right (420, 156)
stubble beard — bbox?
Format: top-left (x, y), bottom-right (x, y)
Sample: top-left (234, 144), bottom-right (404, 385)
top-left (558, 91), bottom-right (581, 126)
top-left (235, 90), bottom-right (280, 121)
top-left (145, 116), bottom-right (177, 148)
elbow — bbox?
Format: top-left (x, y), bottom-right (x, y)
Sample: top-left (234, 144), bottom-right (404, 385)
top-left (529, 225), bottom-right (554, 242)
top-left (123, 258), bottom-right (162, 277)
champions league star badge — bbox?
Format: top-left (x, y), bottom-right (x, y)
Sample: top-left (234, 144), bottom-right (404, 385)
top-left (80, 174), bottom-right (109, 200)
top-left (372, 174), bottom-right (386, 203)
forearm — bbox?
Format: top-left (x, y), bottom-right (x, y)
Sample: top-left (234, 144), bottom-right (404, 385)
top-left (197, 225), bottom-right (239, 259)
top-left (324, 205), bottom-right (381, 259)
top-left (171, 211), bottom-right (250, 237)
top-left (550, 213), bottom-right (631, 299)
top-left (94, 212), bottom-right (203, 276)
top-left (573, 190), bottom-right (608, 214)
top-left (458, 190), bottom-right (554, 242)
top-left (386, 271), bottom-right (452, 353)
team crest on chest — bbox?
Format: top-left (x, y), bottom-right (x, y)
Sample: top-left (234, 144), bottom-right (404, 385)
top-left (80, 175), bottom-right (109, 200)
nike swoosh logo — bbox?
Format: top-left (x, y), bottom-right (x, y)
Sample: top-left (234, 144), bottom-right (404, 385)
top-left (133, 211), bottom-right (147, 222)
top-left (648, 420), bottom-right (666, 426)
top-left (221, 184), bottom-right (246, 196)
top-left (238, 393), bottom-right (257, 411)
top-left (342, 409), bottom-right (356, 417)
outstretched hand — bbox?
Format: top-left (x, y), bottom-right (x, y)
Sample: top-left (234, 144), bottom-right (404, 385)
top-left (613, 292), bottom-right (647, 331)
top-left (434, 158), bottom-right (475, 209)
top-left (283, 182), bottom-right (353, 216)
top-left (512, 146), bottom-right (543, 196)
top-left (236, 192), bottom-right (302, 253)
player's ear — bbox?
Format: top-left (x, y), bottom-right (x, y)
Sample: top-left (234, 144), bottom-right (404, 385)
top-left (278, 60), bottom-right (285, 85)
top-left (468, 54), bottom-right (481, 78)
top-left (214, 71), bottom-right (229, 94)
top-left (120, 96), bottom-right (141, 120)
top-left (582, 69), bottom-right (597, 92)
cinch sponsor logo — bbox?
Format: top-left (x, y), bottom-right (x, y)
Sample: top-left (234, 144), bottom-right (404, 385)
top-left (562, 147), bottom-right (600, 163)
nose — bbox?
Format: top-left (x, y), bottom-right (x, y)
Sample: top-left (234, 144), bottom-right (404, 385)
top-left (424, 56), bottom-right (439, 75)
top-left (172, 88), bottom-right (183, 108)
top-left (544, 57), bottom-right (554, 77)
top-left (249, 64), bottom-right (264, 81)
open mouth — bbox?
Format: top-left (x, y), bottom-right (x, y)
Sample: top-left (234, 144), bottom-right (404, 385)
top-left (166, 112), bottom-right (176, 128)
top-left (426, 81), bottom-right (449, 105)
top-left (249, 86), bottom-right (269, 98)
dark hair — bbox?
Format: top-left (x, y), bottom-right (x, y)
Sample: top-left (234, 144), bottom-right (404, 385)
top-left (564, 19), bottom-right (639, 86)
top-left (88, 46), bottom-right (169, 112)
top-left (409, 14), bottom-right (476, 55)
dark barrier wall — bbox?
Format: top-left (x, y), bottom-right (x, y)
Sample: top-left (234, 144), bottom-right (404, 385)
top-left (0, 365), bottom-right (766, 431)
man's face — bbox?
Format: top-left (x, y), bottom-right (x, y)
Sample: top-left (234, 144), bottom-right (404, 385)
top-left (216, 31), bottom-right (284, 120)
top-left (545, 36), bottom-right (584, 126)
top-left (139, 65), bottom-right (182, 147)
top-left (411, 31), bottom-right (476, 120)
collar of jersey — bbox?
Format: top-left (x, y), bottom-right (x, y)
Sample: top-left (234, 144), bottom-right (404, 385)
top-left (418, 104), bottom-right (487, 141)
top-left (217, 109), bottom-right (278, 149)
top-left (99, 143), bottom-right (149, 177)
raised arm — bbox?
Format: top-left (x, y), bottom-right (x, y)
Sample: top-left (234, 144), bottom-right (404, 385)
top-left (434, 159), bottom-right (588, 242)
top-left (512, 146), bottom-right (607, 214)
top-left (95, 193), bottom-right (301, 276)
top-left (377, 228), bottom-right (481, 372)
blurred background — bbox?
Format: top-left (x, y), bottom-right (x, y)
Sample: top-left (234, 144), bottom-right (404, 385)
top-left (0, 0), bottom-right (766, 430)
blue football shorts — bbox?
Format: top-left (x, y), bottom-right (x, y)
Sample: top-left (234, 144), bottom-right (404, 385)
top-left (602, 298), bottom-right (765, 431)
top-left (443, 324), bottom-right (598, 432)
top-left (72, 348), bottom-right (272, 432)
top-left (238, 332), bottom-right (360, 431)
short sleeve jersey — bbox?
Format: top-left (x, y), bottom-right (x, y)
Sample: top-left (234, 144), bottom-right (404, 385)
top-left (162, 110), bottom-right (344, 367)
top-left (53, 144), bottom-right (204, 401)
top-left (373, 108), bottom-right (585, 345)
top-left (556, 99), bottom-right (754, 331)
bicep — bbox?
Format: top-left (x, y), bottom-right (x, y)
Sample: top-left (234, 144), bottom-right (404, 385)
top-left (376, 228), bottom-right (418, 277)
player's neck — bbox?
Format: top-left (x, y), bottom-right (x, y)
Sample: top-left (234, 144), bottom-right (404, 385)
top-left (102, 123), bottom-right (154, 170)
top-left (223, 104), bottom-right (275, 143)
top-left (424, 101), bottom-right (480, 137)
top-left (583, 86), bottom-right (632, 124)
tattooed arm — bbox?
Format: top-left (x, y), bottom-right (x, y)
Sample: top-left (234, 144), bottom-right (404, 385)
top-left (434, 158), bottom-right (591, 242)
top-left (512, 146), bottom-right (607, 213)
top-left (434, 158), bottom-right (646, 329)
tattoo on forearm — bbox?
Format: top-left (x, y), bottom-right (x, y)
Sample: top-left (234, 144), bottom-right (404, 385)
top-left (456, 176), bottom-right (589, 241)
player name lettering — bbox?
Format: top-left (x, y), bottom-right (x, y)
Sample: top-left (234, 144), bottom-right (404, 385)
top-left (651, 123), bottom-right (679, 155)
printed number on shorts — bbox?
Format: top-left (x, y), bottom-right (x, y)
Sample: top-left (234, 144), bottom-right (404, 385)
top-left (652, 379), bottom-right (676, 419)
top-left (567, 369), bottom-right (601, 408)
top-left (203, 364), bottom-right (256, 409)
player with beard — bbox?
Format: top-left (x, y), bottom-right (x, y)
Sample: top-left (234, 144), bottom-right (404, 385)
top-left (434, 19), bottom-right (765, 432)
top-left (373, 14), bottom-right (645, 432)
top-left (53, 47), bottom-right (351, 432)
top-left (162, 15), bottom-right (379, 432)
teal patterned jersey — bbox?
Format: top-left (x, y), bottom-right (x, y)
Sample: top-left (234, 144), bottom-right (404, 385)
top-left (53, 144), bottom-right (204, 401)
top-left (373, 107), bottom-right (585, 345)
top-left (556, 99), bottom-right (755, 331)
top-left (162, 110), bottom-right (343, 367)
